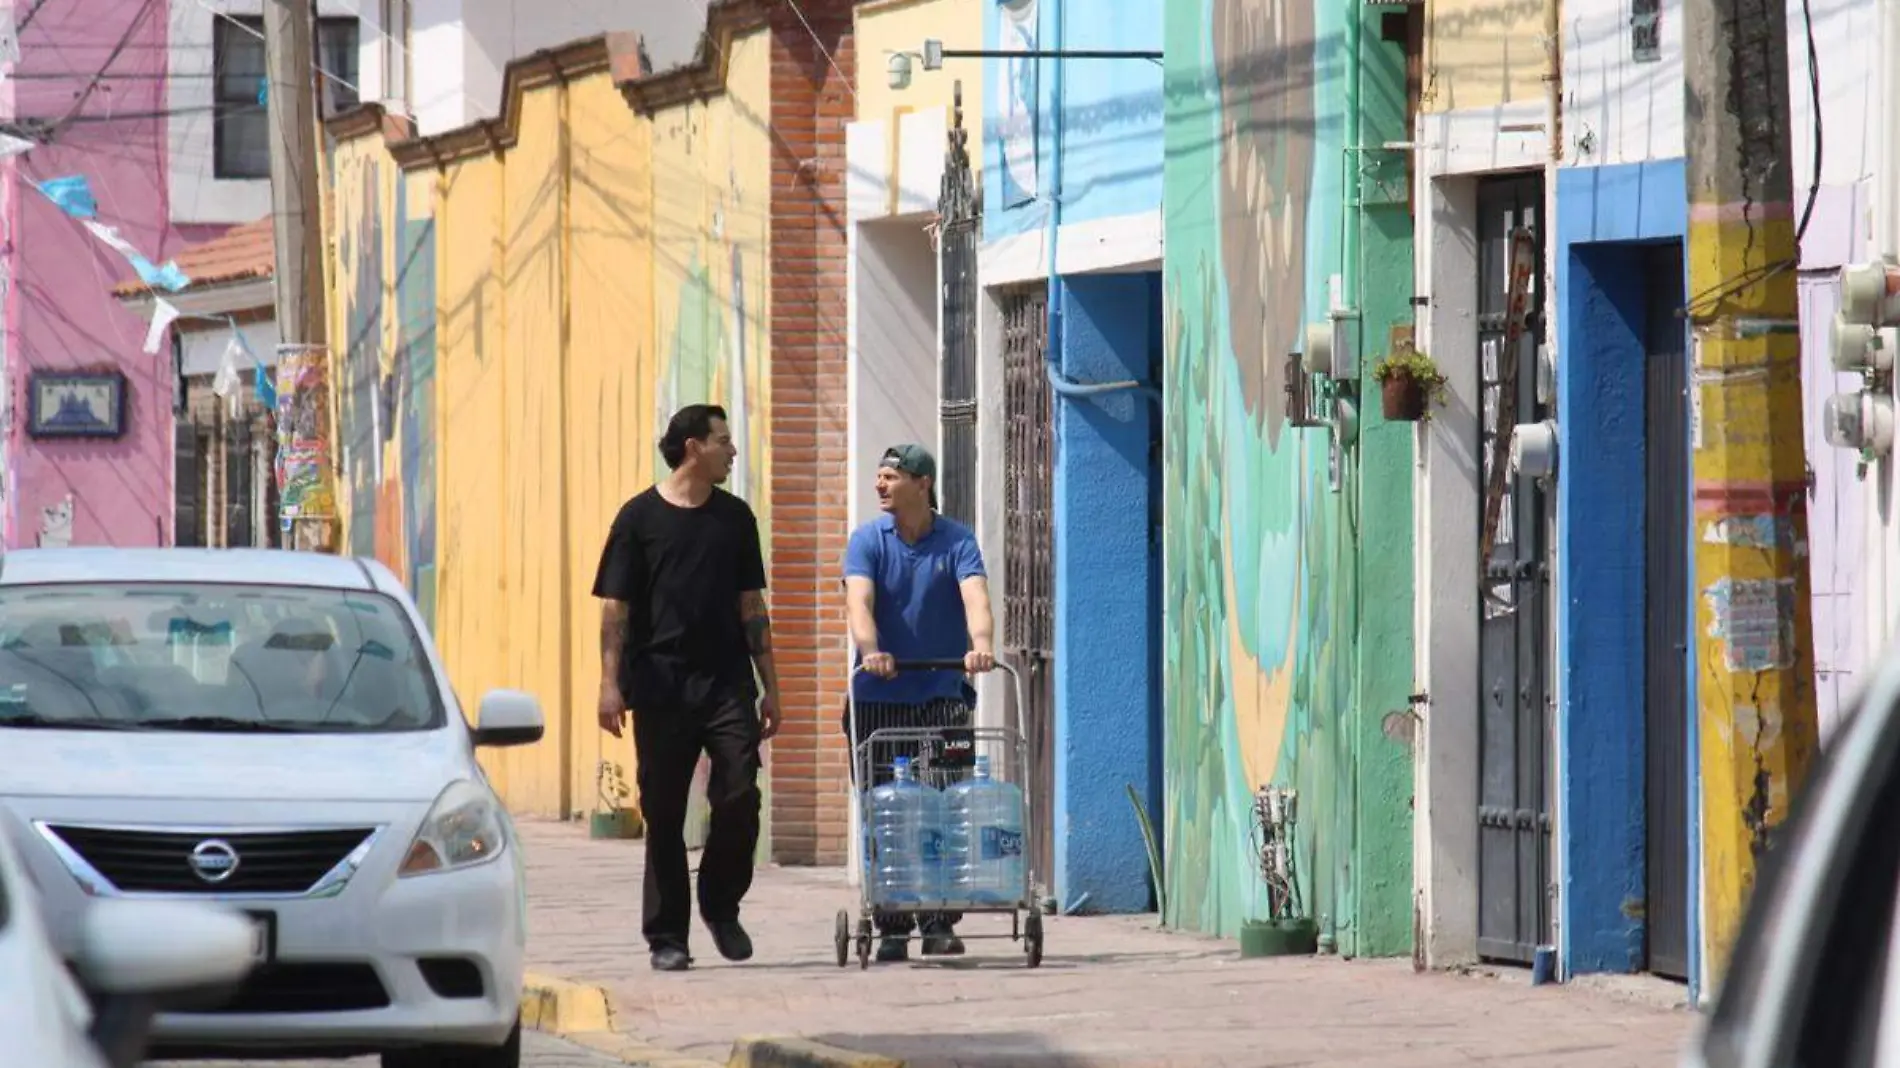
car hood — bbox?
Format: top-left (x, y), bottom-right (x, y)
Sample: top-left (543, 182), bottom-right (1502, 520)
top-left (0, 729), bottom-right (469, 803)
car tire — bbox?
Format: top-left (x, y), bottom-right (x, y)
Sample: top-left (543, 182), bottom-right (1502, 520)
top-left (382, 1017), bottom-right (521, 1068)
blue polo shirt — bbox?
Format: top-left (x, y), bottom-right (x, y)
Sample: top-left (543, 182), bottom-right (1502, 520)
top-left (843, 512), bottom-right (987, 706)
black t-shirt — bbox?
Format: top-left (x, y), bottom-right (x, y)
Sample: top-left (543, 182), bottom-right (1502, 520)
top-left (591, 486), bottom-right (767, 712)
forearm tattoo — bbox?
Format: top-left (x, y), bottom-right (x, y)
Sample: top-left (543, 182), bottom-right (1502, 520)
top-left (741, 594), bottom-right (773, 655)
top-left (601, 601), bottom-right (628, 657)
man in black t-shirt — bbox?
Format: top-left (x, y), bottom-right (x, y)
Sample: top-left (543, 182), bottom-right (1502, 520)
top-left (592, 403), bottom-right (781, 973)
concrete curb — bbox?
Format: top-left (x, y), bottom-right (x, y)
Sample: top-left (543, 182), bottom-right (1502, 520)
top-left (727, 1037), bottom-right (904, 1068)
top-left (519, 974), bottom-right (897, 1067)
top-left (519, 972), bottom-right (725, 1067)
top-left (520, 971), bottom-right (614, 1035)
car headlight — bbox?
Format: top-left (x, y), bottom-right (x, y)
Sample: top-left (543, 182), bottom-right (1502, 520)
top-left (398, 779), bottom-right (507, 878)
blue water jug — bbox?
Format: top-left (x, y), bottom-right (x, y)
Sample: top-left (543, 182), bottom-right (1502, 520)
top-left (868, 756), bottom-right (944, 906)
top-left (943, 754), bottom-right (1025, 906)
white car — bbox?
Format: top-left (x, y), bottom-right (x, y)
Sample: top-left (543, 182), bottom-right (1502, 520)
top-left (0, 548), bottom-right (544, 1068)
top-left (0, 793), bottom-right (259, 1068)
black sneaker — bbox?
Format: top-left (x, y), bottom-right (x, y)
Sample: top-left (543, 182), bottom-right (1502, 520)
top-left (874, 936), bottom-right (909, 963)
top-left (921, 921), bottom-right (966, 956)
top-left (649, 946), bottom-right (692, 972)
top-left (708, 920), bottom-right (754, 962)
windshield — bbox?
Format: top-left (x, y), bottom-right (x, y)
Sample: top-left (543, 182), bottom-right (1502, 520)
top-left (0, 583), bottom-right (445, 734)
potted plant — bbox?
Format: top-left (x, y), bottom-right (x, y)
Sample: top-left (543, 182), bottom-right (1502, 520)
top-left (589, 760), bottom-right (643, 840)
top-left (1372, 345), bottom-right (1447, 422)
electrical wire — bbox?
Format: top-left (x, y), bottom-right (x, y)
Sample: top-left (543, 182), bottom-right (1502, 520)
top-left (15, 0), bottom-right (55, 34)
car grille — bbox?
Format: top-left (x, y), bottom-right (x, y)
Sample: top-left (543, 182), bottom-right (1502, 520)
top-left (43, 825), bottom-right (375, 894)
top-left (206, 962), bottom-right (391, 1014)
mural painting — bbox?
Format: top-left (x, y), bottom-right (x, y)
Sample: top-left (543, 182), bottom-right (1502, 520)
top-left (1161, 0), bottom-right (1355, 939)
top-left (331, 142), bottom-right (438, 628)
top-left (651, 122), bottom-right (773, 854)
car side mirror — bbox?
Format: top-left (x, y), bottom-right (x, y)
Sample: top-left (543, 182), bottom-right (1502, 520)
top-left (472, 688), bottom-right (545, 748)
top-left (74, 899), bottom-right (258, 1068)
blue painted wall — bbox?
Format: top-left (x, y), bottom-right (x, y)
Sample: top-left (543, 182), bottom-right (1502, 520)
top-left (1051, 270), bottom-right (1164, 913)
top-left (982, 0), bottom-right (1165, 241)
top-left (1553, 159), bottom-right (1697, 979)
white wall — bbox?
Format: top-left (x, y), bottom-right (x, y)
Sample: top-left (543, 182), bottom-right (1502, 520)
top-left (849, 221), bottom-right (938, 529)
top-left (179, 318), bottom-right (280, 378)
top-left (166, 0), bottom-right (373, 225)
top-left (403, 0), bottom-right (704, 138)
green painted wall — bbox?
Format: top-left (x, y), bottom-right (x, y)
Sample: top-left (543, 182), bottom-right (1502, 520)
top-left (1160, 0), bottom-right (1415, 956)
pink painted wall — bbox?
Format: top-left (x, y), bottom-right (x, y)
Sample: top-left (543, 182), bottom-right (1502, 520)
top-left (7, 0), bottom-right (203, 548)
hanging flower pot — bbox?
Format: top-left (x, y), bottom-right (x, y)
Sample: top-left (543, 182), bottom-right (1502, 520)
top-left (1371, 346), bottom-right (1446, 423)
top-left (1381, 376), bottom-right (1428, 421)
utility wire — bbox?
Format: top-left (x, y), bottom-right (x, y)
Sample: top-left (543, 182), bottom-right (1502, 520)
top-left (15, 0), bottom-right (55, 34)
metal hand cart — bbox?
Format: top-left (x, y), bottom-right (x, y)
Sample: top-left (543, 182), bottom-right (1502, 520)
top-left (833, 658), bottom-right (1043, 969)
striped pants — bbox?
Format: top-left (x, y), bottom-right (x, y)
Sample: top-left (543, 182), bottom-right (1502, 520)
top-left (843, 695), bottom-right (972, 936)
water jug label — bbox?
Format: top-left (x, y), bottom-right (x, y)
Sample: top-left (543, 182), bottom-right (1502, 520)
top-left (981, 826), bottom-right (1023, 859)
top-left (922, 828), bottom-right (945, 863)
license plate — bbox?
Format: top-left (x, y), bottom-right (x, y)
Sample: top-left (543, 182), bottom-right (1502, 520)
top-left (244, 910), bottom-right (277, 965)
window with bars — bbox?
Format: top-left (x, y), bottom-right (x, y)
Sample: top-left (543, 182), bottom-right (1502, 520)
top-left (213, 15), bottom-right (361, 180)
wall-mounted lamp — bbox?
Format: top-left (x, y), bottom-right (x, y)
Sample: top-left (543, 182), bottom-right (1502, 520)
top-left (887, 51), bottom-right (916, 91)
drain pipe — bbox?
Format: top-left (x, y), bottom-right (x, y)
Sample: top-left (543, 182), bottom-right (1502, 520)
top-left (1042, 0), bottom-right (1162, 406)
top-left (1539, 0), bottom-right (1567, 980)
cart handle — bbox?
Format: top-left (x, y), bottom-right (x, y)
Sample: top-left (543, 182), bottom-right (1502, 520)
top-left (850, 658), bottom-right (1022, 680)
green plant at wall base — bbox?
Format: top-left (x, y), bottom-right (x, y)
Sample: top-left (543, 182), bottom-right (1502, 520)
top-left (1370, 348), bottom-right (1446, 398)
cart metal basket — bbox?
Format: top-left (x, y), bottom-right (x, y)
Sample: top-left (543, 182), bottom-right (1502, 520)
top-left (834, 658), bottom-right (1043, 968)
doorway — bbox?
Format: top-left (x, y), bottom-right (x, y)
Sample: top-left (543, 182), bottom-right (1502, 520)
top-left (1475, 174), bottom-right (1553, 966)
top-left (1643, 242), bottom-right (1691, 981)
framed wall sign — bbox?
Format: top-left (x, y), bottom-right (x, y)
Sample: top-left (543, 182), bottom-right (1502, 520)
top-left (29, 370), bottom-right (126, 439)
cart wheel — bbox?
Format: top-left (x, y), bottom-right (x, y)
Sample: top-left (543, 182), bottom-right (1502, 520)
top-left (834, 909), bottom-right (851, 968)
top-left (856, 917), bottom-right (873, 970)
top-left (1023, 909), bottom-right (1044, 969)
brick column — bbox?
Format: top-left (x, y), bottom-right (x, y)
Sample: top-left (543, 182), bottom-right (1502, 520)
top-left (767, 0), bottom-right (854, 866)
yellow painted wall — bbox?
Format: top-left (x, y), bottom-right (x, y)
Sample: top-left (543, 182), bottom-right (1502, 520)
top-left (854, 0), bottom-right (983, 166)
top-left (328, 31), bottom-right (774, 820)
top-left (1420, 0), bottom-right (1547, 112)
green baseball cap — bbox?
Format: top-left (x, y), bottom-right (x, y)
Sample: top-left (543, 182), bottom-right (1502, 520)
top-left (879, 443), bottom-right (936, 481)
top-left (879, 444), bottom-right (939, 510)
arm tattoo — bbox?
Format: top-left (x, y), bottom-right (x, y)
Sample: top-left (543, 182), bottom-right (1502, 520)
top-left (600, 601), bottom-right (628, 657)
top-left (740, 592), bottom-right (772, 655)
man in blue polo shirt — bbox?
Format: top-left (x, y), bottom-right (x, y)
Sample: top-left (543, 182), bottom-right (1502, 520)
top-left (842, 443), bottom-right (996, 962)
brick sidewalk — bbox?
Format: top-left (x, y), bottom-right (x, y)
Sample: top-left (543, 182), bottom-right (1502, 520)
top-left (518, 819), bottom-right (1694, 1067)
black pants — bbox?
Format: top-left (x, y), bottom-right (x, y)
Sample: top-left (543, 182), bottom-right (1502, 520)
top-left (632, 691), bottom-right (762, 953)
top-left (844, 695), bottom-right (972, 937)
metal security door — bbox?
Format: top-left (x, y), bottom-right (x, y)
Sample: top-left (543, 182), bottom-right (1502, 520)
top-left (1475, 175), bottom-right (1553, 965)
top-left (1001, 284), bottom-right (1055, 895)
top-left (1643, 242), bottom-right (1690, 980)
top-left (937, 84), bottom-right (980, 525)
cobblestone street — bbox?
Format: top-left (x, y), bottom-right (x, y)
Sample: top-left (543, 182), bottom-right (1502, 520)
top-left (515, 819), bottom-right (1697, 1067)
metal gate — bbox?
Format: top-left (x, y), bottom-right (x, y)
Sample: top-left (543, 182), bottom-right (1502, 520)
top-left (1475, 175), bottom-right (1553, 965)
top-left (1000, 284), bottom-right (1056, 897)
top-left (1643, 242), bottom-right (1690, 981)
top-left (937, 83), bottom-right (980, 525)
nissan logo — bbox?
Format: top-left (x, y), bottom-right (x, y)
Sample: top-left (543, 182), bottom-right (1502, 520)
top-left (187, 839), bottom-right (241, 884)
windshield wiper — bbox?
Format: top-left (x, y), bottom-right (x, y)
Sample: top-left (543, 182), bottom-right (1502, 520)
top-left (0, 713), bottom-right (138, 731)
top-left (140, 716), bottom-right (305, 733)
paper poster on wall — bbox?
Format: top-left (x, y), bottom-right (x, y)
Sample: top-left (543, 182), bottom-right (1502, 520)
top-left (274, 344), bottom-right (336, 520)
top-left (997, 0), bottom-right (1039, 206)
